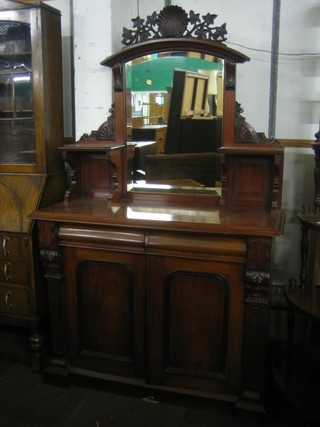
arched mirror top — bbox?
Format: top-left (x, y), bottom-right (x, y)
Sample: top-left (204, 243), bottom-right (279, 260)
top-left (101, 37), bottom-right (249, 68)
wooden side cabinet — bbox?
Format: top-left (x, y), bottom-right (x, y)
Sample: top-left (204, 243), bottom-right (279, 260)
top-left (31, 209), bottom-right (283, 412)
top-left (0, 3), bottom-right (65, 370)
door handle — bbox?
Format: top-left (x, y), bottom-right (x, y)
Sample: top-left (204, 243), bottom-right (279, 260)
top-left (4, 262), bottom-right (11, 281)
top-left (2, 236), bottom-right (10, 256)
top-left (5, 290), bottom-right (13, 311)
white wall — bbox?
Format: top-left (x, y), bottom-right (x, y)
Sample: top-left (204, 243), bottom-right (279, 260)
top-left (276, 0), bottom-right (319, 284)
top-left (44, 1), bottom-right (73, 137)
top-left (111, 0), bottom-right (319, 141)
top-left (72, 0), bottom-right (112, 139)
top-left (111, 0), bottom-right (160, 53)
top-left (277, 0), bottom-right (320, 139)
top-left (68, 0), bottom-right (320, 142)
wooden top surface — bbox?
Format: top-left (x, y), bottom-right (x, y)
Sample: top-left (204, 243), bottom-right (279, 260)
top-left (30, 197), bottom-right (285, 237)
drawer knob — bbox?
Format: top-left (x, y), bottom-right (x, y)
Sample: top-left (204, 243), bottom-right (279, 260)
top-left (4, 262), bottom-right (11, 281)
top-left (2, 236), bottom-right (10, 256)
top-left (5, 291), bottom-right (13, 311)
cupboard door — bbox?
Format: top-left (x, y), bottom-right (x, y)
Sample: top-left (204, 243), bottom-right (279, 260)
top-left (148, 255), bottom-right (245, 397)
top-left (64, 247), bottom-right (146, 379)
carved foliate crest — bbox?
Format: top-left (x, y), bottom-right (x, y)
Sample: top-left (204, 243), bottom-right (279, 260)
top-left (122, 5), bottom-right (227, 46)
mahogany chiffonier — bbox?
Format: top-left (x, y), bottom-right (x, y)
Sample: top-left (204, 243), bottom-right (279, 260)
top-left (31, 6), bottom-right (285, 413)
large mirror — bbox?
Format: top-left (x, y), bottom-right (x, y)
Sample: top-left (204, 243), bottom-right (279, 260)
top-left (126, 51), bottom-right (224, 195)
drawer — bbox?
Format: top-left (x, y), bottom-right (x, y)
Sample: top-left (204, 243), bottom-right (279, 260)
top-left (0, 234), bottom-right (30, 260)
top-left (0, 260), bottom-right (30, 285)
top-left (155, 128), bottom-right (166, 142)
top-left (0, 285), bottom-right (31, 317)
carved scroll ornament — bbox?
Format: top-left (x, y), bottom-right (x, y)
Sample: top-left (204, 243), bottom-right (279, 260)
top-left (235, 102), bottom-right (277, 144)
top-left (80, 104), bottom-right (115, 141)
top-left (122, 5), bottom-right (227, 46)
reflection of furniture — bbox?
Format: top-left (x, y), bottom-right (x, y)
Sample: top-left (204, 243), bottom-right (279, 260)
top-left (131, 141), bottom-right (157, 181)
top-left (165, 69), bottom-right (221, 154)
top-left (146, 152), bottom-right (221, 187)
top-left (132, 125), bottom-right (166, 154)
top-left (0, 3), bottom-right (65, 370)
top-left (178, 118), bottom-right (222, 153)
top-left (31, 5), bottom-right (285, 415)
top-left (170, 70), bottom-right (209, 118)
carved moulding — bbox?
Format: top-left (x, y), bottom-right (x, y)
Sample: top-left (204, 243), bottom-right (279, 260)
top-left (80, 104), bottom-right (115, 141)
top-left (236, 236), bottom-right (272, 410)
top-left (245, 270), bottom-right (270, 307)
top-left (241, 267), bottom-right (270, 401)
top-left (37, 221), bottom-right (68, 376)
top-left (312, 125), bottom-right (320, 215)
top-left (122, 5), bottom-right (227, 46)
top-left (235, 102), bottom-right (277, 144)
top-left (245, 236), bottom-right (272, 307)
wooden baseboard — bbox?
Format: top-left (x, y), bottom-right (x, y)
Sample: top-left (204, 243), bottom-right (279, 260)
top-left (278, 139), bottom-right (313, 148)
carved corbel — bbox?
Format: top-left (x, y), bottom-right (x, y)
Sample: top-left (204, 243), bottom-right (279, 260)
top-left (237, 236), bottom-right (272, 409)
top-left (245, 236), bottom-right (272, 307)
top-left (244, 270), bottom-right (270, 308)
top-left (37, 221), bottom-right (68, 377)
top-left (38, 221), bottom-right (64, 284)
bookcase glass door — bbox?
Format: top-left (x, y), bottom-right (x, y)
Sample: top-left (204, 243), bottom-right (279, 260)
top-left (0, 20), bottom-right (35, 165)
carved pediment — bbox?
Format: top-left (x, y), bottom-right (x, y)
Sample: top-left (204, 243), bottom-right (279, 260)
top-left (122, 5), bottom-right (227, 46)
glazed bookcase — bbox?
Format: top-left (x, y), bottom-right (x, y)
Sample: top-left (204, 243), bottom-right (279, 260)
top-left (0, 2), bottom-right (65, 370)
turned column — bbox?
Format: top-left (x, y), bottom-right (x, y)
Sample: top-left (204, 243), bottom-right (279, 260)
top-left (312, 127), bottom-right (320, 215)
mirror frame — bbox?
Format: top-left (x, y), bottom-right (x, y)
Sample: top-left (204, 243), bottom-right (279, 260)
top-left (100, 6), bottom-right (250, 202)
top-left (102, 37), bottom-right (249, 146)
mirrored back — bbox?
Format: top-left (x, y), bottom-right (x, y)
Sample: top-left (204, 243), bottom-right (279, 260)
top-left (100, 5), bottom-right (249, 200)
top-left (126, 51), bottom-right (224, 194)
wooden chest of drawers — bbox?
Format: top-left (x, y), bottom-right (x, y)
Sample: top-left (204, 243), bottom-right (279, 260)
top-left (132, 125), bottom-right (167, 154)
top-left (0, 232), bottom-right (47, 369)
